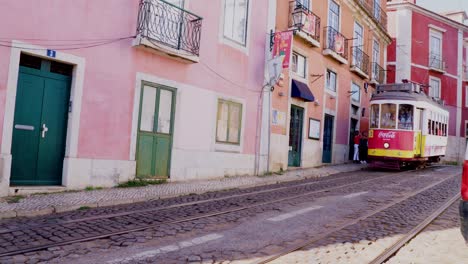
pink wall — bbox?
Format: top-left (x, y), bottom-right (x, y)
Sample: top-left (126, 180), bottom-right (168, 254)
top-left (0, 0), bottom-right (268, 160)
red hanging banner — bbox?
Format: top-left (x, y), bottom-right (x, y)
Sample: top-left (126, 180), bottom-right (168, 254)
top-left (303, 13), bottom-right (316, 37)
top-left (272, 31), bottom-right (293, 69)
top-left (334, 34), bottom-right (345, 54)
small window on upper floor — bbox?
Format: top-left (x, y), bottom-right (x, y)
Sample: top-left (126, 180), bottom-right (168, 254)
top-left (429, 77), bottom-right (441, 99)
top-left (351, 82), bottom-right (360, 103)
top-left (326, 70), bottom-right (337, 92)
top-left (291, 52), bottom-right (306, 78)
top-left (223, 0), bottom-right (249, 46)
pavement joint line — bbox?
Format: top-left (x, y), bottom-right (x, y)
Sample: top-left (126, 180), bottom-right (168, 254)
top-left (343, 191), bottom-right (368, 198)
top-left (267, 206), bottom-right (323, 222)
top-left (107, 233), bottom-right (223, 264)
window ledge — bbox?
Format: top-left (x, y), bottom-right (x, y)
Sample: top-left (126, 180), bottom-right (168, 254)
top-left (350, 66), bottom-right (370, 79)
top-left (295, 30), bottom-right (320, 48)
top-left (428, 67), bottom-right (446, 74)
top-left (323, 49), bottom-right (348, 64)
top-left (214, 142), bottom-right (242, 153)
top-left (133, 35), bottom-right (200, 63)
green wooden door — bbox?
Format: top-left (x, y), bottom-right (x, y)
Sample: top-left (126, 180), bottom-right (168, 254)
top-left (11, 65), bottom-right (71, 185)
top-left (136, 83), bottom-right (176, 178)
top-left (288, 105), bottom-right (304, 167)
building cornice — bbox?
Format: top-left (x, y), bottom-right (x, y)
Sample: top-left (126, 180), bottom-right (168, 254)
top-left (387, 2), bottom-right (468, 32)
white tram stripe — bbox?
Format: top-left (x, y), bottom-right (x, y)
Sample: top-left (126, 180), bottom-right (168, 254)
top-left (343, 191), bottom-right (368, 199)
top-left (107, 233), bottom-right (223, 263)
top-left (267, 206), bottom-right (323, 222)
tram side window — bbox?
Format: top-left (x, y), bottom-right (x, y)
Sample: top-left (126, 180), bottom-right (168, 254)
top-left (428, 120), bottom-right (431, 135)
top-left (380, 104), bottom-right (396, 129)
top-left (398, 104), bottom-right (413, 130)
top-left (432, 120), bottom-right (435, 135)
top-left (370, 105), bottom-right (379, 128)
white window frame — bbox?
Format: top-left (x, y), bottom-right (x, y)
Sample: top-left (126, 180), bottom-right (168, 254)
top-left (326, 69), bottom-right (337, 93)
top-left (429, 76), bottom-right (441, 99)
top-left (297, 0), bottom-right (310, 10)
top-left (372, 39), bottom-right (380, 79)
top-left (465, 85), bottom-right (468, 108)
top-left (328, 0), bottom-right (340, 31)
top-left (222, 0), bottom-right (250, 48)
top-left (353, 22), bottom-right (364, 67)
top-left (429, 30), bottom-right (443, 68)
top-left (351, 82), bottom-right (361, 103)
top-left (291, 52), bottom-right (307, 79)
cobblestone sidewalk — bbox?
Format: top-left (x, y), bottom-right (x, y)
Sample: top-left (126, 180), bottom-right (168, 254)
top-left (0, 163), bottom-right (365, 219)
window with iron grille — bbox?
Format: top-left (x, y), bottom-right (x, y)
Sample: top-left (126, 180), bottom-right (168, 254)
top-left (216, 100), bottom-right (243, 144)
top-left (223, 0), bottom-right (249, 46)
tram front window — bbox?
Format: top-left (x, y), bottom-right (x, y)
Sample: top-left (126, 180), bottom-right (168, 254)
top-left (370, 105), bottom-right (379, 128)
top-left (398, 104), bottom-right (413, 130)
top-left (380, 103), bottom-right (396, 129)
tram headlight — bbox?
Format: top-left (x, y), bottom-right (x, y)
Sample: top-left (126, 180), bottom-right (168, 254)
top-left (384, 142), bottom-right (390, 149)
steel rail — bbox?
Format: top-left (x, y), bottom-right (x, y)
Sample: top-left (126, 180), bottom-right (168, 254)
top-left (253, 172), bottom-right (459, 264)
top-left (0, 168), bottom-right (383, 233)
top-left (368, 193), bottom-right (460, 264)
top-left (0, 167), bottom-right (435, 257)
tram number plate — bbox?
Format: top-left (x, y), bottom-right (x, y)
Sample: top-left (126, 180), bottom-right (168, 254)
top-left (369, 130), bottom-right (373, 138)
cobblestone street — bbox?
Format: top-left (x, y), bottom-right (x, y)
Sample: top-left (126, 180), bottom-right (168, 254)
top-left (0, 165), bottom-right (464, 263)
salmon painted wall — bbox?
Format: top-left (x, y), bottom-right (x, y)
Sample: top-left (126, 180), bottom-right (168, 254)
top-left (0, 0), bottom-right (268, 160)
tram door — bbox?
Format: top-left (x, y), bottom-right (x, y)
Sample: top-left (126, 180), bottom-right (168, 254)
top-left (414, 109), bottom-right (423, 156)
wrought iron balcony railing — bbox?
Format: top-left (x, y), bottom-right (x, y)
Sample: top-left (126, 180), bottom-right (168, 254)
top-left (136, 0), bottom-right (203, 56)
top-left (323, 27), bottom-right (348, 60)
top-left (428, 53), bottom-right (445, 71)
top-left (289, 0), bottom-right (321, 42)
top-left (351, 46), bottom-right (370, 75)
top-left (355, 0), bottom-right (387, 30)
top-left (372, 62), bottom-right (385, 84)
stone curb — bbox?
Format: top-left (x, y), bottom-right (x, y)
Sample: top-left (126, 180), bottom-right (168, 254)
top-left (0, 164), bottom-right (365, 220)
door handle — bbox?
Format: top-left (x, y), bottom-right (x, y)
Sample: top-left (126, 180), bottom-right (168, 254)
top-left (41, 124), bottom-right (49, 138)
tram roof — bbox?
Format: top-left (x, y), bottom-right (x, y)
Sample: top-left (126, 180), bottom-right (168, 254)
top-left (371, 83), bottom-right (446, 110)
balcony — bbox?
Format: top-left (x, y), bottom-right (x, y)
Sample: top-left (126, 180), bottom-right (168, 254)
top-left (350, 47), bottom-right (370, 79)
top-left (134, 0), bottom-right (203, 63)
top-left (355, 0), bottom-right (387, 31)
top-left (428, 53), bottom-right (445, 73)
top-left (370, 62), bottom-right (385, 84)
top-left (323, 27), bottom-right (348, 64)
top-left (289, 0), bottom-right (321, 48)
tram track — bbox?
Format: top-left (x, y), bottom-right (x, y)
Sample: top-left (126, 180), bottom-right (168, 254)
top-left (370, 193), bottom-right (460, 264)
top-left (0, 167), bottom-right (442, 258)
top-left (253, 171), bottom-right (460, 264)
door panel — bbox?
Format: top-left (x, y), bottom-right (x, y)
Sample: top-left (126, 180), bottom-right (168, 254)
top-left (322, 114), bottom-right (334, 163)
top-left (136, 84), bottom-right (176, 178)
top-left (11, 64), bottom-right (70, 185)
top-left (288, 106), bottom-right (304, 167)
top-left (11, 73), bottom-right (44, 184)
top-left (36, 78), bottom-right (70, 184)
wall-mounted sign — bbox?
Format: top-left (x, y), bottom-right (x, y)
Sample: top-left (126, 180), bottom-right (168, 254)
top-left (272, 109), bottom-right (286, 126)
top-left (308, 118), bottom-right (320, 140)
top-left (47, 49), bottom-right (56, 58)
top-left (272, 31), bottom-right (293, 68)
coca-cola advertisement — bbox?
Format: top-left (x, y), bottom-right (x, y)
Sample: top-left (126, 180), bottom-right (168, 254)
top-left (368, 129), bottom-right (414, 151)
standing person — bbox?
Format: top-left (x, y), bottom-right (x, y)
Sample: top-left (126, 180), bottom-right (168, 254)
top-left (359, 131), bottom-right (368, 164)
top-left (353, 131), bottom-right (361, 163)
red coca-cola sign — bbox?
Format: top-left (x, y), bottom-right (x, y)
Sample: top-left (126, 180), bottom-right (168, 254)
top-left (368, 129), bottom-right (414, 151)
top-left (378, 131), bottom-right (396, 139)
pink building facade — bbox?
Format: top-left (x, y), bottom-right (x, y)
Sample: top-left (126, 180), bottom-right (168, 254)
top-left (0, 0), bottom-right (272, 196)
top-left (387, 0), bottom-right (468, 162)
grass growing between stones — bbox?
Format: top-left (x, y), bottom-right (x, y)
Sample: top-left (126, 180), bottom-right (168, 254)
top-left (85, 186), bottom-right (103, 191)
top-left (5, 195), bottom-right (25, 204)
top-left (117, 179), bottom-right (167, 188)
top-left (78, 206), bottom-right (91, 210)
